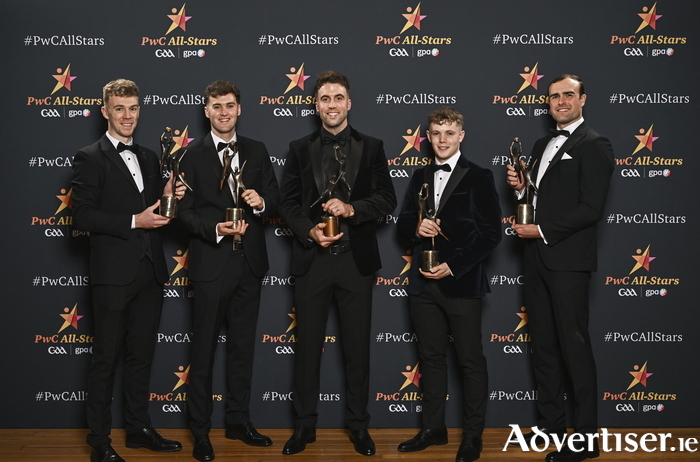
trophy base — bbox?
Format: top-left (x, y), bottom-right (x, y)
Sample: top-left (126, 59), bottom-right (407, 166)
top-left (226, 207), bottom-right (244, 228)
top-left (159, 196), bottom-right (177, 218)
top-left (422, 250), bottom-right (439, 272)
top-left (517, 204), bottom-right (534, 225)
top-left (323, 216), bottom-right (339, 237)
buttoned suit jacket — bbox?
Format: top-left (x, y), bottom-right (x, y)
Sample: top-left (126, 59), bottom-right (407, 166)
top-left (397, 154), bottom-right (502, 298)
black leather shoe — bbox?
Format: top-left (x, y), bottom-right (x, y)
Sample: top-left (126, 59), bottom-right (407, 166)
top-left (125, 427), bottom-right (182, 452)
top-left (282, 426), bottom-right (316, 455)
top-left (546, 443), bottom-right (599, 462)
top-left (397, 428), bottom-right (448, 452)
top-left (349, 429), bottom-right (376, 456)
top-left (90, 443), bottom-right (125, 462)
top-left (509, 427), bottom-right (567, 445)
top-left (192, 435), bottom-right (215, 461)
top-left (456, 435), bottom-right (482, 462)
top-left (226, 422), bottom-right (272, 446)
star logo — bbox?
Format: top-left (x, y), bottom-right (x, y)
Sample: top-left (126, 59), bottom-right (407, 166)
top-left (55, 188), bottom-right (73, 215)
top-left (627, 361), bottom-right (653, 390)
top-left (399, 363), bottom-right (422, 391)
top-left (636, 3), bottom-right (662, 33)
top-left (400, 253), bottom-right (413, 275)
top-left (170, 249), bottom-right (189, 276)
top-left (514, 306), bottom-right (528, 332)
top-left (172, 126), bottom-right (195, 153)
top-left (166, 4), bottom-right (191, 35)
top-left (284, 63), bottom-right (310, 94)
top-left (630, 245), bottom-right (656, 275)
top-left (401, 126), bottom-right (426, 155)
top-left (632, 125), bottom-right (659, 155)
top-left (51, 64), bottom-right (77, 95)
top-left (400, 3), bottom-right (427, 34)
top-left (518, 63), bottom-right (544, 93)
top-left (286, 307), bottom-right (297, 333)
top-left (58, 303), bottom-right (83, 333)
top-left (173, 365), bottom-right (190, 391)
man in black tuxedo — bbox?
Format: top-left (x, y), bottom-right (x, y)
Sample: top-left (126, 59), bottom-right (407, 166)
top-left (178, 80), bottom-right (279, 461)
top-left (279, 71), bottom-right (396, 456)
top-left (72, 79), bottom-right (184, 462)
top-left (396, 107), bottom-right (501, 462)
top-left (506, 74), bottom-right (614, 462)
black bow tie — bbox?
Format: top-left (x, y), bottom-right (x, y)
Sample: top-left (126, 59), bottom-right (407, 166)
top-left (550, 129), bottom-right (570, 137)
top-left (322, 133), bottom-right (347, 146)
top-left (217, 141), bottom-right (236, 152)
top-left (429, 163), bottom-right (451, 173)
top-left (117, 142), bottom-right (138, 153)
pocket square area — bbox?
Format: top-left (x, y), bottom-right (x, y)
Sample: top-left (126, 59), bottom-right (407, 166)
top-left (561, 153), bottom-right (573, 160)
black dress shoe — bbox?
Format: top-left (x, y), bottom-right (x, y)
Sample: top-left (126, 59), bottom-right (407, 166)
top-left (509, 427), bottom-right (568, 445)
top-left (90, 443), bottom-right (125, 462)
top-left (192, 435), bottom-right (215, 462)
top-left (456, 435), bottom-right (482, 462)
top-left (282, 426), bottom-right (316, 455)
top-left (226, 422), bottom-right (272, 446)
top-left (125, 427), bottom-right (182, 452)
top-left (349, 429), bottom-right (376, 456)
top-left (546, 443), bottom-right (599, 462)
top-left (397, 428), bottom-right (448, 452)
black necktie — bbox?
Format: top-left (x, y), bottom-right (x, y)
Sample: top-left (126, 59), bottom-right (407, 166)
top-left (429, 163), bottom-right (451, 173)
top-left (321, 133), bottom-right (347, 146)
top-left (219, 141), bottom-right (237, 190)
top-left (550, 129), bottom-right (570, 137)
top-left (117, 142), bottom-right (139, 153)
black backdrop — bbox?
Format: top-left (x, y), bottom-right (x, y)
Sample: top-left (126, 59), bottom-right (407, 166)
top-left (3, 0), bottom-right (698, 430)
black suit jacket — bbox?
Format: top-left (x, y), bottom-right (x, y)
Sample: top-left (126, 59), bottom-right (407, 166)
top-left (280, 128), bottom-right (396, 277)
top-left (529, 122), bottom-right (614, 271)
top-left (178, 133), bottom-right (279, 280)
top-left (397, 154), bottom-right (502, 298)
top-left (72, 134), bottom-right (168, 285)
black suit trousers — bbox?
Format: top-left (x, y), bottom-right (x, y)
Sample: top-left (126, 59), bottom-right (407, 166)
top-left (86, 257), bottom-right (163, 447)
top-left (188, 250), bottom-right (262, 436)
top-left (524, 243), bottom-right (598, 434)
top-left (409, 281), bottom-right (487, 436)
top-left (292, 251), bottom-right (373, 431)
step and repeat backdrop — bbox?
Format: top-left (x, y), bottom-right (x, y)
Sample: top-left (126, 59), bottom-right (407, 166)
top-left (3, 1), bottom-right (698, 430)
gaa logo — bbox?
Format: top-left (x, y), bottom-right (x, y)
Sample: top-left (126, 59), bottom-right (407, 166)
top-left (623, 48), bottom-right (644, 57)
top-left (45, 229), bottom-right (65, 237)
top-left (389, 289), bottom-right (407, 297)
top-left (48, 346), bottom-right (68, 354)
top-left (155, 49), bottom-right (175, 58)
top-left (389, 48), bottom-right (409, 57)
top-left (503, 345), bottom-right (523, 354)
top-left (506, 107), bottom-right (526, 116)
top-left (274, 108), bottom-right (293, 117)
top-left (41, 109), bottom-right (61, 117)
top-left (275, 346), bottom-right (295, 355)
top-left (390, 169), bottom-right (409, 178)
top-left (163, 289), bottom-right (180, 298)
top-left (620, 169), bottom-right (641, 177)
top-left (618, 288), bottom-right (638, 297)
top-left (274, 227), bottom-right (294, 237)
top-left (389, 404), bottom-right (409, 412)
top-left (616, 403), bottom-right (635, 412)
top-left (162, 404), bottom-right (182, 412)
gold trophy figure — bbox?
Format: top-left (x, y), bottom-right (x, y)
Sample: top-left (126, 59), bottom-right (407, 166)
top-left (159, 127), bottom-right (192, 218)
top-left (509, 137), bottom-right (538, 224)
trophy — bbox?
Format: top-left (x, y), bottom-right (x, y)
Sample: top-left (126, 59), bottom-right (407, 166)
top-left (417, 183), bottom-right (449, 272)
top-left (509, 137), bottom-right (538, 224)
top-left (311, 145), bottom-right (351, 237)
top-left (220, 141), bottom-right (247, 247)
top-left (158, 127), bottom-right (193, 218)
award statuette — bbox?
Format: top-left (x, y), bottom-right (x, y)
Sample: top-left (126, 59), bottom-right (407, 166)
top-left (158, 127), bottom-right (193, 218)
top-left (417, 183), bottom-right (448, 272)
top-left (220, 141), bottom-right (247, 248)
top-left (310, 145), bottom-right (350, 237)
top-left (509, 137), bottom-right (539, 224)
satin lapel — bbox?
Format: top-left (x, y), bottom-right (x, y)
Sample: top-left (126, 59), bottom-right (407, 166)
top-left (309, 136), bottom-right (326, 198)
top-left (203, 134), bottom-right (235, 203)
top-left (547, 124), bottom-right (587, 173)
top-left (345, 134), bottom-right (363, 195)
top-left (425, 167), bottom-right (437, 213)
top-left (436, 163), bottom-right (469, 215)
top-left (101, 137), bottom-right (140, 193)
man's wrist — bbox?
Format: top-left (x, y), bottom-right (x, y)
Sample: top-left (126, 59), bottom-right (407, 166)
top-left (347, 203), bottom-right (355, 217)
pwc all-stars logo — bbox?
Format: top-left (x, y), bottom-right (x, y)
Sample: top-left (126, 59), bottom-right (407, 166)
top-left (602, 361), bottom-right (676, 404)
top-left (387, 125), bottom-right (431, 170)
top-left (375, 363), bottom-right (426, 410)
top-left (140, 4), bottom-right (217, 58)
top-left (34, 303), bottom-right (94, 352)
top-left (259, 63), bottom-right (316, 117)
top-left (375, 3), bottom-right (451, 58)
top-left (616, 123), bottom-right (682, 176)
top-left (604, 244), bottom-right (678, 294)
top-left (610, 3), bottom-right (686, 57)
top-left (30, 188), bottom-right (79, 238)
top-left (489, 306), bottom-right (530, 354)
top-left (492, 63), bottom-right (550, 117)
top-left (27, 64), bottom-right (101, 110)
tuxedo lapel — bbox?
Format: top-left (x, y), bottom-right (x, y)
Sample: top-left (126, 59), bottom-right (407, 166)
top-left (547, 123), bottom-right (588, 172)
top-left (308, 134), bottom-right (326, 199)
top-left (203, 134), bottom-right (235, 204)
top-left (425, 167), bottom-right (437, 213)
top-left (100, 136), bottom-right (141, 193)
top-left (345, 129), bottom-right (363, 193)
top-left (436, 159), bottom-right (469, 215)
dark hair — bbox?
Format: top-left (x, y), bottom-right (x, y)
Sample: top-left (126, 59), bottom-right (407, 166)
top-left (548, 74), bottom-right (585, 96)
top-left (314, 71), bottom-right (350, 97)
top-left (427, 106), bottom-right (464, 129)
top-left (204, 80), bottom-right (241, 104)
